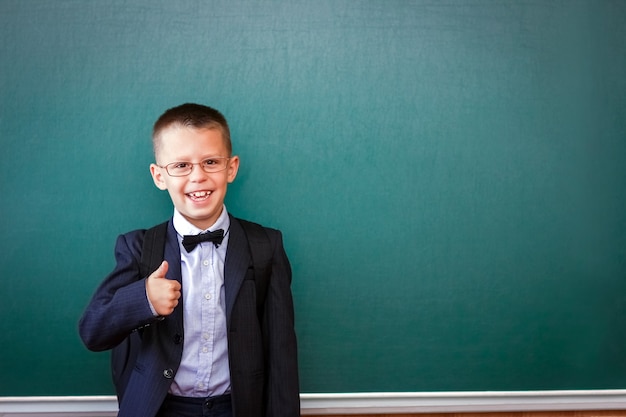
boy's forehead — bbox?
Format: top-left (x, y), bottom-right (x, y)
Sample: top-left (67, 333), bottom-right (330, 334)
top-left (155, 125), bottom-right (228, 155)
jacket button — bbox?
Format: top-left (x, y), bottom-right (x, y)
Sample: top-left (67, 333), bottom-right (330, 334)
top-left (163, 369), bottom-right (174, 379)
top-left (173, 334), bottom-right (182, 344)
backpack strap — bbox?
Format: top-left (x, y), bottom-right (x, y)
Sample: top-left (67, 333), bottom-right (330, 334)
top-left (237, 218), bottom-right (273, 319)
top-left (139, 221), bottom-right (169, 278)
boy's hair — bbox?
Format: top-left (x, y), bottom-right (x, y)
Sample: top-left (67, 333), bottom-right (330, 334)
top-left (152, 103), bottom-right (232, 157)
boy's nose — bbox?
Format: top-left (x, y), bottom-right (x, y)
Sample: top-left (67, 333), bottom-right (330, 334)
top-left (188, 164), bottom-right (208, 180)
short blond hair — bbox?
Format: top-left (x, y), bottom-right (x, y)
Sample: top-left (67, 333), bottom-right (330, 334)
top-left (152, 103), bottom-right (232, 157)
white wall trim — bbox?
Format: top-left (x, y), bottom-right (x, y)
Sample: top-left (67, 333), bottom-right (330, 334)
top-left (302, 390), bottom-right (626, 414)
top-left (1, 390), bottom-right (626, 416)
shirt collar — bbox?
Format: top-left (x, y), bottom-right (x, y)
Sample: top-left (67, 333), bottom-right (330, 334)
top-left (172, 206), bottom-right (230, 237)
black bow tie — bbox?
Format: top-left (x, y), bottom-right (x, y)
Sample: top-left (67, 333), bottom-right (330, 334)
top-left (182, 229), bottom-right (224, 252)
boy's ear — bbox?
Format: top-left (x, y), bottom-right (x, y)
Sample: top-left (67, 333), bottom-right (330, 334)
top-left (150, 164), bottom-right (168, 190)
top-left (227, 156), bottom-right (240, 183)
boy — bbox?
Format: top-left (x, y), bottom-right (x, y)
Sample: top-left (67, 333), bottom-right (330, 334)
top-left (79, 103), bottom-right (300, 417)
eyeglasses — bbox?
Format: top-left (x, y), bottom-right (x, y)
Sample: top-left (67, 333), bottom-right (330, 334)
top-left (157, 157), bottom-right (231, 177)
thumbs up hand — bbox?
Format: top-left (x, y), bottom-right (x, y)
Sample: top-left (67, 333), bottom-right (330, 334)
top-left (145, 261), bottom-right (181, 316)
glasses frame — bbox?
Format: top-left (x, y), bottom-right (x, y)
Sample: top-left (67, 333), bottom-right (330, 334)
top-left (157, 157), bottom-right (231, 177)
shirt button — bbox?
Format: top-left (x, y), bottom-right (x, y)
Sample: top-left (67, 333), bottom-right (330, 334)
top-left (202, 332), bottom-right (210, 340)
top-left (204, 293), bottom-right (212, 300)
top-left (202, 347), bottom-right (209, 353)
top-left (203, 260), bottom-right (209, 266)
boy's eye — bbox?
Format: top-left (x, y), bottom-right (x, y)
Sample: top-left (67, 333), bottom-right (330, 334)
top-left (173, 162), bottom-right (190, 169)
top-left (202, 158), bottom-right (218, 166)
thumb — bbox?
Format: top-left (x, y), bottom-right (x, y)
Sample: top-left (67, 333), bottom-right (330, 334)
top-left (150, 260), bottom-right (168, 279)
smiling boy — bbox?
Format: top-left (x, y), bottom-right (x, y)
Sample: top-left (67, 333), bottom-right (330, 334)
top-left (79, 103), bottom-right (300, 417)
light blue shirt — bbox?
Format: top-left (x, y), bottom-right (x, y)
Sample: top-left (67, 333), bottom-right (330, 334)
top-left (168, 206), bottom-right (231, 397)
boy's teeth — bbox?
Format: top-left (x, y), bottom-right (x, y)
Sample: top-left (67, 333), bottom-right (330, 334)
top-left (190, 191), bottom-right (210, 197)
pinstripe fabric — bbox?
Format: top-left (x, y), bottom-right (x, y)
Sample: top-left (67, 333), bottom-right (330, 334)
top-left (79, 216), bottom-right (300, 417)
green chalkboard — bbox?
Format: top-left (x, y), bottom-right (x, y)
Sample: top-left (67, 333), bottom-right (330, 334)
top-left (1, 0), bottom-right (625, 396)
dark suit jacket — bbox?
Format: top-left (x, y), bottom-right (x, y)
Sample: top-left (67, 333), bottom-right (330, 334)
top-left (78, 216), bottom-right (300, 417)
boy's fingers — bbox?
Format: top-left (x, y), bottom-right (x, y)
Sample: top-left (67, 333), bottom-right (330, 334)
top-left (147, 261), bottom-right (180, 293)
top-left (150, 261), bottom-right (168, 279)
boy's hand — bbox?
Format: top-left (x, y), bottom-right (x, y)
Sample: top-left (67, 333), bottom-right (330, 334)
top-left (145, 261), bottom-right (181, 316)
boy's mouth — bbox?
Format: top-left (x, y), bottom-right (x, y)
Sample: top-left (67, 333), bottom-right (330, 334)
top-left (187, 191), bottom-right (212, 201)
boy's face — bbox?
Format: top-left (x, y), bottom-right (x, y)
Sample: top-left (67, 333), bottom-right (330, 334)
top-left (150, 125), bottom-right (239, 230)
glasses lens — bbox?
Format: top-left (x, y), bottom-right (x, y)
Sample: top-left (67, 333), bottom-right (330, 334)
top-left (201, 158), bottom-right (228, 173)
top-left (166, 162), bottom-right (192, 176)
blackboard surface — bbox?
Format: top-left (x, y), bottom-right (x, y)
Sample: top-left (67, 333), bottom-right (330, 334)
top-left (1, 1), bottom-right (625, 396)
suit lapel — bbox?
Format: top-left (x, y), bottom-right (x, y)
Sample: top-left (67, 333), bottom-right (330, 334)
top-left (164, 220), bottom-right (182, 282)
top-left (224, 216), bottom-right (251, 323)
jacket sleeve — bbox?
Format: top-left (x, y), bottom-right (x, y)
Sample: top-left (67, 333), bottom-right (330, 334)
top-left (78, 230), bottom-right (158, 352)
top-left (265, 229), bottom-right (301, 416)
